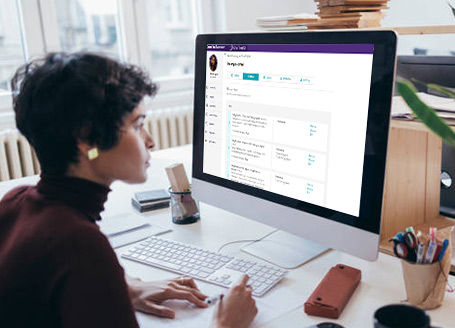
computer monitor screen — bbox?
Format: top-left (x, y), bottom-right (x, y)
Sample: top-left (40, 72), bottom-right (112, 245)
top-left (204, 43), bottom-right (373, 217)
top-left (192, 32), bottom-right (396, 261)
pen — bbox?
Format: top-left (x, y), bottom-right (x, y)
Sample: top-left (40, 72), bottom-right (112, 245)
top-left (429, 227), bottom-right (437, 242)
top-left (416, 230), bottom-right (422, 244)
top-left (433, 243), bottom-right (443, 261)
top-left (396, 232), bottom-right (404, 242)
top-left (205, 294), bottom-right (223, 305)
top-left (416, 243), bottom-right (425, 264)
top-left (406, 226), bottom-right (416, 235)
top-left (424, 240), bottom-right (437, 264)
top-left (389, 232), bottom-right (404, 243)
top-left (438, 239), bottom-right (449, 261)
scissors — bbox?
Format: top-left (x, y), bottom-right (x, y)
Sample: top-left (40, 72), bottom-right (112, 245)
top-left (389, 231), bottom-right (417, 262)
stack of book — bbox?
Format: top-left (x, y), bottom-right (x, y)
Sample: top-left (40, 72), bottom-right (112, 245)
top-left (256, 13), bottom-right (318, 31)
top-left (310, 0), bottom-right (389, 29)
top-left (256, 0), bottom-right (389, 31)
top-left (392, 93), bottom-right (455, 126)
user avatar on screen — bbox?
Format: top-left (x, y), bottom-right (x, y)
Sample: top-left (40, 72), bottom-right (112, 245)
top-left (209, 55), bottom-right (218, 72)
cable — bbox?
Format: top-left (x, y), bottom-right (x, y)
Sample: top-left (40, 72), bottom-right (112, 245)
top-left (217, 229), bottom-right (279, 253)
top-left (217, 239), bottom-right (258, 253)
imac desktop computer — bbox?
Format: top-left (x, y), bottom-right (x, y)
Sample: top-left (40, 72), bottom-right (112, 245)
top-left (192, 31), bottom-right (397, 267)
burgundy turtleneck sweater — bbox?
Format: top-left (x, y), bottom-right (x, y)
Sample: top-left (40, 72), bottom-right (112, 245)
top-left (0, 175), bottom-right (139, 328)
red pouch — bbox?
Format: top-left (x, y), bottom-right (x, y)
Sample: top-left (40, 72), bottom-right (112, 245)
top-left (304, 264), bottom-right (361, 319)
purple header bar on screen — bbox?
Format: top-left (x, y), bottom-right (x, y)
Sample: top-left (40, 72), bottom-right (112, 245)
top-left (206, 44), bottom-right (374, 54)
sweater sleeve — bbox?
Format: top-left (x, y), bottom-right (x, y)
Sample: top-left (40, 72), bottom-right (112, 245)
top-left (54, 227), bottom-right (139, 328)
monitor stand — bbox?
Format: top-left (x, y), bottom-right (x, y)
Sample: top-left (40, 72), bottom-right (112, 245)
top-left (241, 230), bottom-right (330, 269)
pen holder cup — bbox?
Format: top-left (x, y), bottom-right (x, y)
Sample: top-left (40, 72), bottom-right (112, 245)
top-left (168, 187), bottom-right (200, 225)
top-left (401, 234), bottom-right (452, 311)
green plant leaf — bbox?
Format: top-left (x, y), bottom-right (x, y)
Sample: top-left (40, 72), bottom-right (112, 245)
top-left (448, 2), bottom-right (455, 19)
top-left (427, 83), bottom-right (455, 99)
top-left (411, 78), bottom-right (455, 98)
top-left (397, 80), bottom-right (455, 146)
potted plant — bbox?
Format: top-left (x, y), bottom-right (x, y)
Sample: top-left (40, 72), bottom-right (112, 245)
top-left (397, 80), bottom-right (455, 146)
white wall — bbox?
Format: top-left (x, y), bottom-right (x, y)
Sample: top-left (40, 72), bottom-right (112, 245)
top-left (223, 0), bottom-right (316, 32)
top-left (383, 0), bottom-right (455, 55)
top-left (383, 0), bottom-right (453, 26)
top-left (220, 0), bottom-right (455, 55)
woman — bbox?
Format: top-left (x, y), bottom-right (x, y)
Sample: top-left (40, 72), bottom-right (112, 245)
top-left (0, 52), bottom-right (257, 328)
top-left (209, 54), bottom-right (218, 72)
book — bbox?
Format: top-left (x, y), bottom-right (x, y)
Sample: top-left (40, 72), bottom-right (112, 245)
top-left (311, 0), bottom-right (389, 29)
top-left (260, 25), bottom-right (309, 31)
top-left (256, 13), bottom-right (318, 30)
top-left (256, 1), bottom-right (389, 31)
top-left (306, 18), bottom-right (382, 29)
top-left (307, 22), bottom-right (381, 29)
top-left (256, 13), bottom-right (318, 24)
top-left (317, 5), bottom-right (388, 15)
top-left (134, 189), bottom-right (170, 203)
top-left (317, 12), bottom-right (386, 20)
top-left (317, 0), bottom-right (388, 6)
top-left (97, 212), bottom-right (172, 248)
top-left (391, 94), bottom-right (455, 126)
top-left (98, 213), bottom-right (152, 237)
top-left (131, 197), bottom-right (170, 213)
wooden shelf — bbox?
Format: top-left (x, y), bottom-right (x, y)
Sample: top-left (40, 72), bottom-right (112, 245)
top-left (390, 119), bottom-right (433, 132)
top-left (370, 25), bottom-right (455, 35)
top-left (298, 25), bottom-right (455, 35)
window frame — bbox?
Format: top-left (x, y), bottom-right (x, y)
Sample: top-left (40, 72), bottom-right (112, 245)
top-left (0, 0), bottom-right (220, 124)
top-left (130, 0), bottom-right (203, 102)
top-left (132, 0), bottom-right (221, 110)
top-left (38, 0), bottom-right (214, 109)
top-left (0, 0), bottom-right (46, 116)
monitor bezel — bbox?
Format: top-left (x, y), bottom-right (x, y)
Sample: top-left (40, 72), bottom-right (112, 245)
top-left (192, 31), bottom-right (397, 235)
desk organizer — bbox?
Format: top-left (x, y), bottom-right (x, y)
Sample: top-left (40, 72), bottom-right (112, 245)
top-left (401, 228), bottom-right (452, 310)
top-left (169, 187), bottom-right (200, 225)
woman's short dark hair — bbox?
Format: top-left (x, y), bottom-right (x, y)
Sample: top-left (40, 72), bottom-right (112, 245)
top-left (11, 52), bottom-right (157, 175)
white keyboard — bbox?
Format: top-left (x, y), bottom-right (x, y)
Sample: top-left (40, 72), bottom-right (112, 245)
top-left (121, 236), bottom-right (287, 296)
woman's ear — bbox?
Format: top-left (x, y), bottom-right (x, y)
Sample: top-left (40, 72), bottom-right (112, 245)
top-left (77, 142), bottom-right (99, 161)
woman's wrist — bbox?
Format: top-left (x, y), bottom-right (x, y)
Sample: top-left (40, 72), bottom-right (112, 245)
top-left (211, 318), bottom-right (233, 328)
top-left (211, 323), bottom-right (230, 328)
top-left (125, 275), bottom-right (143, 299)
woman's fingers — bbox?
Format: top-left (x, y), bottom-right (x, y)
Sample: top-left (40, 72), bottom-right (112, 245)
top-left (168, 289), bottom-right (208, 308)
top-left (170, 282), bottom-right (207, 300)
top-left (137, 300), bottom-right (176, 319)
top-left (238, 274), bottom-right (250, 287)
top-left (170, 276), bottom-right (208, 301)
top-left (174, 276), bottom-right (199, 290)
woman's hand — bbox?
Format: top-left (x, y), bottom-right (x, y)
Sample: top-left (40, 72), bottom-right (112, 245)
top-left (211, 274), bottom-right (258, 328)
top-left (126, 276), bottom-right (208, 318)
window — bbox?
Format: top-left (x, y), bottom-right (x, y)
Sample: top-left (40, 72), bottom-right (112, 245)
top-left (54, 0), bottom-right (123, 58)
top-left (0, 0), bottom-right (25, 92)
top-left (52, 0), bottom-right (199, 80)
top-left (141, 0), bottom-right (196, 78)
top-left (0, 0), bottom-right (218, 128)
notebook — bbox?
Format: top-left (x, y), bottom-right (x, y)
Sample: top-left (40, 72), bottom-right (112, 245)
top-left (98, 213), bottom-right (172, 248)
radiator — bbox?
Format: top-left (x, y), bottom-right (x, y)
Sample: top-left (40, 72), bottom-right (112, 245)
top-left (145, 106), bottom-right (193, 151)
top-left (0, 106), bottom-right (193, 181)
top-left (0, 130), bottom-right (40, 181)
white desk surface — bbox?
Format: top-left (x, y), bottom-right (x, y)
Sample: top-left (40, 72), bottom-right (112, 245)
top-left (1, 144), bottom-right (454, 328)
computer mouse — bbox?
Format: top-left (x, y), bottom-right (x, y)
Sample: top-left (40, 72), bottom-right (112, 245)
top-left (307, 323), bottom-right (345, 328)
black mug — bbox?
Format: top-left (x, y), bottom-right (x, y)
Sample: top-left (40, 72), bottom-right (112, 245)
top-left (374, 304), bottom-right (439, 328)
